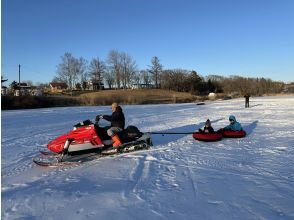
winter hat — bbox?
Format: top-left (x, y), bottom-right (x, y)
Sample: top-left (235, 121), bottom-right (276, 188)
top-left (205, 119), bottom-right (211, 126)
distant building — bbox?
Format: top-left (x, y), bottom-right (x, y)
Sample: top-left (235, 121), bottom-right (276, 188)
top-left (131, 83), bottom-right (155, 89)
top-left (49, 82), bottom-right (68, 92)
top-left (1, 78), bottom-right (8, 95)
top-left (31, 89), bottom-right (43, 96)
top-left (1, 86), bottom-right (8, 96)
top-left (14, 83), bottom-right (31, 96)
top-left (283, 83), bottom-right (294, 93)
top-left (88, 80), bottom-right (104, 90)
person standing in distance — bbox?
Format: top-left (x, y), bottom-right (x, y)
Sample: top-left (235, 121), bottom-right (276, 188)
top-left (244, 93), bottom-right (250, 108)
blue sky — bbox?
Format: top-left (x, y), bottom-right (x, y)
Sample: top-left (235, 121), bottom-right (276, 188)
top-left (2, 0), bottom-right (294, 85)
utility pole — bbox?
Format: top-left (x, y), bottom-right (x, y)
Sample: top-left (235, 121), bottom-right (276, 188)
top-left (18, 64), bottom-right (21, 86)
top-left (17, 64), bottom-right (21, 96)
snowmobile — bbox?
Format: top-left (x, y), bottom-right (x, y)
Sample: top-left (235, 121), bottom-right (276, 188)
top-left (33, 119), bottom-right (152, 166)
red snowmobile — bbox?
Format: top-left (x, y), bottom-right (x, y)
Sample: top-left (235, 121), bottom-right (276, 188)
top-left (33, 119), bottom-right (152, 166)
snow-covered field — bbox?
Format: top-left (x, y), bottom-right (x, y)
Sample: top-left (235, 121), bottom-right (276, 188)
top-left (1, 96), bottom-right (294, 220)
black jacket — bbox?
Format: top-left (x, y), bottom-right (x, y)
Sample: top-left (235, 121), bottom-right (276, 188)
top-left (199, 126), bottom-right (214, 133)
top-left (103, 106), bottom-right (125, 129)
top-left (244, 94), bottom-right (250, 101)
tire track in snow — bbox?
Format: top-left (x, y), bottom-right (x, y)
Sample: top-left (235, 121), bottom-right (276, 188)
top-left (2, 151), bottom-right (37, 179)
top-left (124, 154), bottom-right (147, 202)
top-left (120, 149), bottom-right (181, 218)
top-left (1, 126), bottom-right (67, 145)
top-left (177, 144), bottom-right (199, 201)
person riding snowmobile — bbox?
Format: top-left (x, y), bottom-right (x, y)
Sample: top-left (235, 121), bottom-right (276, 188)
top-left (223, 115), bottom-right (243, 131)
top-left (96, 102), bottom-right (125, 147)
top-left (198, 119), bottom-right (215, 133)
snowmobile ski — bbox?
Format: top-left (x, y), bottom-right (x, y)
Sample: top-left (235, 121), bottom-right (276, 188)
top-left (34, 142), bottom-right (151, 167)
top-left (39, 149), bottom-right (58, 156)
top-left (33, 152), bottom-right (103, 167)
top-left (33, 156), bottom-right (81, 167)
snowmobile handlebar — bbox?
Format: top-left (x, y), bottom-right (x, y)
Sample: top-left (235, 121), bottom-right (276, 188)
top-left (95, 115), bottom-right (102, 122)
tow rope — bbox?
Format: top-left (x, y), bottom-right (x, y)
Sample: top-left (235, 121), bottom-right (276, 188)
top-left (148, 132), bottom-right (195, 135)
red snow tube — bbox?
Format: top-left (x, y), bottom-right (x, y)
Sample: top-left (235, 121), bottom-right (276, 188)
top-left (222, 130), bottom-right (246, 138)
top-left (193, 132), bottom-right (222, 142)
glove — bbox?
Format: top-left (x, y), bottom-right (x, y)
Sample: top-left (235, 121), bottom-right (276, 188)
top-left (95, 115), bottom-right (101, 121)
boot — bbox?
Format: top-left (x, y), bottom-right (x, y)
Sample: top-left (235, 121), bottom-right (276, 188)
top-left (112, 134), bottom-right (122, 147)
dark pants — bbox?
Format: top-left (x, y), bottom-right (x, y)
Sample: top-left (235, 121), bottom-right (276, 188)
top-left (245, 101), bottom-right (249, 108)
top-left (107, 127), bottom-right (123, 137)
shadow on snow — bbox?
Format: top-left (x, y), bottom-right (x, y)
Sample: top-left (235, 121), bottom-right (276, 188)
top-left (243, 120), bottom-right (258, 136)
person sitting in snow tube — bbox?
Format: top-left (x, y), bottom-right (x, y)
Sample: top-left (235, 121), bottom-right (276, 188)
top-left (198, 119), bottom-right (214, 133)
top-left (96, 102), bottom-right (125, 147)
top-left (193, 119), bottom-right (222, 142)
top-left (221, 115), bottom-right (246, 138)
top-left (224, 115), bottom-right (242, 131)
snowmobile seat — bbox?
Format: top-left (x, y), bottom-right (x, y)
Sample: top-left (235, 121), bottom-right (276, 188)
top-left (120, 125), bottom-right (143, 142)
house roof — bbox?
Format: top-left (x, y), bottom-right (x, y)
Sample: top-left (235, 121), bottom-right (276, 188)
top-left (19, 83), bottom-right (28, 86)
top-left (50, 82), bottom-right (67, 88)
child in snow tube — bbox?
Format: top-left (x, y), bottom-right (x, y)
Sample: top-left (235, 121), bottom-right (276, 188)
top-left (198, 119), bottom-right (214, 133)
top-left (224, 115), bottom-right (243, 131)
top-left (221, 115), bottom-right (246, 138)
top-left (193, 119), bottom-right (222, 141)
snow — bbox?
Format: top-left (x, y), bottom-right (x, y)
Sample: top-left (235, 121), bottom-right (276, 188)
top-left (1, 96), bottom-right (294, 220)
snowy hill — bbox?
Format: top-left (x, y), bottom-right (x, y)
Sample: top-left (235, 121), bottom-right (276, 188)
top-left (2, 96), bottom-right (294, 220)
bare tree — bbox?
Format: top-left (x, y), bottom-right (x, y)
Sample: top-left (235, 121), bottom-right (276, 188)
top-left (104, 69), bottom-right (115, 89)
top-left (141, 69), bottom-right (152, 88)
top-left (107, 50), bottom-right (121, 89)
top-left (55, 53), bottom-right (87, 91)
top-left (121, 52), bottom-right (137, 89)
top-left (77, 57), bottom-right (88, 90)
top-left (56, 53), bottom-right (76, 90)
top-left (89, 57), bottom-right (106, 90)
top-left (56, 52), bottom-right (75, 89)
top-left (148, 56), bottom-right (163, 88)
top-left (132, 71), bottom-right (141, 88)
top-left (162, 70), bottom-right (183, 92)
top-left (213, 75), bottom-right (285, 96)
top-left (161, 69), bottom-right (191, 92)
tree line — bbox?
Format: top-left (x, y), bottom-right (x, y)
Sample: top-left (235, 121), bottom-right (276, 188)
top-left (53, 50), bottom-right (285, 96)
